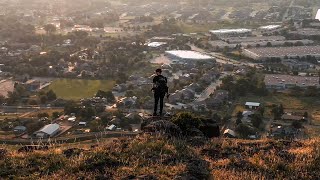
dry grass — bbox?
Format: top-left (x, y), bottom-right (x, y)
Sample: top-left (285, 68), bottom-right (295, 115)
top-left (0, 135), bottom-right (320, 179)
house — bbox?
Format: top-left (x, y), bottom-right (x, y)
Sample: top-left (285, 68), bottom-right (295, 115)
top-left (78, 122), bottom-right (87, 126)
top-left (106, 124), bottom-right (116, 131)
top-left (245, 102), bottom-right (260, 110)
top-left (33, 123), bottom-right (60, 138)
top-left (13, 126), bottom-right (27, 134)
top-left (68, 116), bottom-right (76, 122)
top-left (223, 129), bottom-right (236, 138)
top-left (23, 80), bottom-right (41, 92)
top-left (281, 114), bottom-right (305, 122)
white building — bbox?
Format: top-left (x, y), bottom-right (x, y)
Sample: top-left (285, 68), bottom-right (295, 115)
top-left (34, 123), bottom-right (60, 138)
top-left (165, 50), bottom-right (215, 63)
top-left (316, 9), bottom-right (320, 21)
top-left (210, 28), bottom-right (252, 37)
top-left (245, 102), bottom-right (260, 109)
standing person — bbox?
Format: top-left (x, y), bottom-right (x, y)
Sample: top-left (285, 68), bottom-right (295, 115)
top-left (152, 68), bottom-right (169, 116)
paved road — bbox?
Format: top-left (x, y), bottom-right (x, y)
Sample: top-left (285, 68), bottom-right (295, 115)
top-left (193, 73), bottom-right (229, 102)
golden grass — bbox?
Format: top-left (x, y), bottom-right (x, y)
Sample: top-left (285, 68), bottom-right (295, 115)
top-left (1, 136), bottom-right (320, 179)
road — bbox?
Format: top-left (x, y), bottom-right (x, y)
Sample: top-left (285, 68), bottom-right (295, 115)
top-left (193, 73), bottom-right (229, 102)
top-left (189, 44), bottom-right (257, 68)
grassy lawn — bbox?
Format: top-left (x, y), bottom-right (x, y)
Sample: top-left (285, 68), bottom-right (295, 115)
top-left (47, 79), bottom-right (115, 100)
top-left (233, 93), bottom-right (319, 118)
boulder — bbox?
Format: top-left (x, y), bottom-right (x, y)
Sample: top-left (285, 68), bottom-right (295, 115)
top-left (142, 120), bottom-right (182, 137)
top-left (185, 128), bottom-right (205, 137)
top-left (199, 123), bottom-right (220, 138)
top-left (18, 145), bottom-right (49, 153)
top-left (0, 148), bottom-right (7, 159)
top-left (63, 148), bottom-right (84, 158)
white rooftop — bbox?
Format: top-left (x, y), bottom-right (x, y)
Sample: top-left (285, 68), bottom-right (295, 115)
top-left (37, 123), bottom-right (60, 135)
top-left (147, 42), bottom-right (167, 48)
top-left (316, 9), bottom-right (320, 21)
top-left (245, 102), bottom-right (260, 107)
top-left (68, 117), bottom-right (76, 121)
top-left (165, 50), bottom-right (213, 60)
top-left (210, 28), bottom-right (251, 34)
top-left (223, 129), bottom-right (236, 137)
top-left (259, 25), bottom-right (281, 30)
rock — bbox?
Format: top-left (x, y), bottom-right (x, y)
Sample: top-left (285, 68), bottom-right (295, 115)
top-left (186, 128), bottom-right (205, 137)
top-left (142, 120), bottom-right (182, 137)
top-left (63, 148), bottom-right (84, 158)
top-left (18, 145), bottom-right (49, 153)
top-left (0, 148), bottom-right (7, 159)
top-left (199, 123), bottom-right (220, 138)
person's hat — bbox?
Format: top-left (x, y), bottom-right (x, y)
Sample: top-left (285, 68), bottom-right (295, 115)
top-left (155, 68), bottom-right (162, 73)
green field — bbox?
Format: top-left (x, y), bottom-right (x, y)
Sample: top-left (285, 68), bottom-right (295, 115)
top-left (47, 79), bottom-right (115, 100)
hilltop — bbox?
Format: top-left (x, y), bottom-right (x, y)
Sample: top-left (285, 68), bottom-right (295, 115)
top-left (0, 134), bottom-right (319, 179)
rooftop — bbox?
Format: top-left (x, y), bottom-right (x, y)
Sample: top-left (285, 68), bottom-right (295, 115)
top-left (165, 50), bottom-right (214, 60)
top-left (259, 25), bottom-right (281, 30)
top-left (147, 42), bottom-right (167, 48)
top-left (244, 46), bottom-right (320, 58)
top-left (264, 74), bottom-right (320, 87)
top-left (37, 123), bottom-right (60, 135)
top-left (289, 28), bottom-right (320, 36)
top-left (245, 102), bottom-right (260, 107)
top-left (221, 36), bottom-right (286, 43)
top-left (210, 28), bottom-right (251, 34)
top-left (316, 9), bottom-right (320, 21)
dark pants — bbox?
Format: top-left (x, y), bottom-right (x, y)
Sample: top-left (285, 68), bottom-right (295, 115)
top-left (154, 93), bottom-right (165, 115)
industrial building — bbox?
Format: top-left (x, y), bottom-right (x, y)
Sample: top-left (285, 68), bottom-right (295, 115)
top-left (209, 28), bottom-right (252, 38)
top-left (316, 9), bottom-right (320, 21)
top-left (165, 50), bottom-right (215, 62)
top-left (264, 74), bottom-right (320, 90)
top-left (242, 46), bottom-right (320, 60)
top-left (289, 28), bottom-right (320, 37)
top-left (221, 36), bottom-right (286, 44)
top-left (34, 123), bottom-right (60, 138)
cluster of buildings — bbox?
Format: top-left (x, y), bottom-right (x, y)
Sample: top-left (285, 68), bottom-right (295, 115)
top-left (264, 74), bottom-right (320, 90)
top-left (243, 46), bottom-right (320, 61)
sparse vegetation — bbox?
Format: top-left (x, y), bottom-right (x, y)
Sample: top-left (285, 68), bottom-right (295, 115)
top-left (0, 135), bottom-right (319, 179)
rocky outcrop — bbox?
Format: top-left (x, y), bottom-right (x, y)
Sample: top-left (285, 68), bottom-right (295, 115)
top-left (142, 120), bottom-right (182, 137)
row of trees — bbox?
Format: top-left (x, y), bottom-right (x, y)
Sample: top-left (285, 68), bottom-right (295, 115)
top-left (220, 70), bottom-right (268, 98)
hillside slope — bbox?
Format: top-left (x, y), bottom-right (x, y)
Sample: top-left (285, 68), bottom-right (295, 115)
top-left (0, 135), bottom-right (319, 180)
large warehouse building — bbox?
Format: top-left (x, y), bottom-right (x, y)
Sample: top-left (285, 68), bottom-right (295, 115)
top-left (34, 123), bottom-right (60, 138)
top-left (243, 46), bottom-right (320, 60)
top-left (264, 74), bottom-right (320, 90)
top-left (165, 50), bottom-right (215, 62)
top-left (209, 28), bottom-right (252, 38)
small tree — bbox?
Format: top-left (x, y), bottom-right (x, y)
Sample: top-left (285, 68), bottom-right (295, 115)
top-left (251, 113), bottom-right (263, 128)
top-left (40, 95), bottom-right (48, 104)
top-left (46, 90), bottom-right (57, 101)
top-left (236, 111), bottom-right (243, 120)
top-left (43, 24), bottom-right (57, 34)
top-left (292, 121), bottom-right (302, 129)
top-left (52, 111), bottom-right (61, 119)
